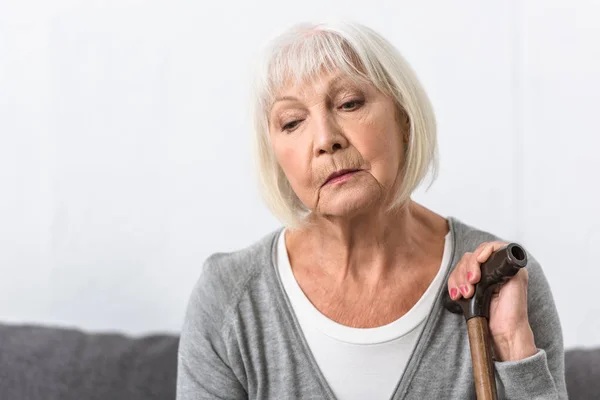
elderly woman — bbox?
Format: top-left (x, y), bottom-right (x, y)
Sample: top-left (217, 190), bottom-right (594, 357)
top-left (176, 20), bottom-right (567, 399)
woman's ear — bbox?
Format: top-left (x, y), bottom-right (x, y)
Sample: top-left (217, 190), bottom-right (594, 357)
top-left (401, 111), bottom-right (410, 144)
top-left (395, 106), bottom-right (410, 144)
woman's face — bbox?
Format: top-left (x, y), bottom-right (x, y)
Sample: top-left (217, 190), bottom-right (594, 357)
top-left (268, 70), bottom-right (409, 219)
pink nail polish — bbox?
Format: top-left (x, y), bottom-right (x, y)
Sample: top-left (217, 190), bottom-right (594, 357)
top-left (450, 288), bottom-right (458, 299)
top-left (460, 285), bottom-right (468, 295)
top-left (467, 272), bottom-right (473, 282)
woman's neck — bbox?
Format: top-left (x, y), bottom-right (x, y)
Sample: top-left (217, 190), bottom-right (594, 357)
top-left (286, 200), bottom-right (448, 284)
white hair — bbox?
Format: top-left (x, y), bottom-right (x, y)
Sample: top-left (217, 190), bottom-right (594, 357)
top-left (249, 20), bottom-right (439, 229)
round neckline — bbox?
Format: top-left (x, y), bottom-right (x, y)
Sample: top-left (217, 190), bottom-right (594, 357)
top-left (276, 227), bottom-right (454, 345)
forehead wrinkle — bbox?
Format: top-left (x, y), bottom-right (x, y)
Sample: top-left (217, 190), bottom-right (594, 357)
top-left (273, 73), bottom-right (361, 109)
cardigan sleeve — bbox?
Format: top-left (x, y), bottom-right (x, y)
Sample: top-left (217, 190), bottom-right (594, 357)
top-left (493, 254), bottom-right (567, 399)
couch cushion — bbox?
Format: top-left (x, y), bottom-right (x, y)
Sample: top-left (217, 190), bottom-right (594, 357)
top-left (2, 322), bottom-right (599, 399)
top-left (0, 323), bottom-right (179, 400)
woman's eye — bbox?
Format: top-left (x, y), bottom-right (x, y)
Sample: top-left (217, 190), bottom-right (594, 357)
top-left (340, 99), bottom-right (364, 110)
top-left (282, 120), bottom-right (301, 132)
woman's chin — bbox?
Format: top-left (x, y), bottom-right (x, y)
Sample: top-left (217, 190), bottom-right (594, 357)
top-left (316, 191), bottom-right (381, 219)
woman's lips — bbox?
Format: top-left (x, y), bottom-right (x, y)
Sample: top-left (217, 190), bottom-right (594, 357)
top-left (323, 169), bottom-right (361, 186)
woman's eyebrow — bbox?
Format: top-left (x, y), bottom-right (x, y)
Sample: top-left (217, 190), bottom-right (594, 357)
top-left (273, 75), bottom-right (355, 104)
top-left (274, 95), bottom-right (299, 103)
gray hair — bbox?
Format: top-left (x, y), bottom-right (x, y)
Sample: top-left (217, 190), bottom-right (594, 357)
top-left (249, 20), bottom-right (439, 228)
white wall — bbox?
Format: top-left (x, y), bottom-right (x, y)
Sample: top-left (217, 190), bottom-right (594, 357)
top-left (0, 0), bottom-right (598, 349)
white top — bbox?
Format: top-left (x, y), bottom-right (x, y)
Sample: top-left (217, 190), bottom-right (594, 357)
top-left (276, 229), bottom-right (453, 400)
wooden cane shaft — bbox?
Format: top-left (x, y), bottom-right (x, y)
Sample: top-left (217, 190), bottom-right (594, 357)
top-left (466, 317), bottom-right (498, 400)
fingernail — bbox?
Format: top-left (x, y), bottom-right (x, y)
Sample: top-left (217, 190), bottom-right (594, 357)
top-left (467, 272), bottom-right (473, 282)
top-left (460, 285), bottom-right (468, 296)
top-left (450, 288), bottom-right (458, 299)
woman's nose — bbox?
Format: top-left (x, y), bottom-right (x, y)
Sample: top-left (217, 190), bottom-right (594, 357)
top-left (313, 118), bottom-right (349, 156)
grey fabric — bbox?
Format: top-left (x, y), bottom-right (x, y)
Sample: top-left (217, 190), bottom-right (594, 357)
top-left (0, 323), bottom-right (178, 400)
top-left (176, 216), bottom-right (567, 399)
top-left (0, 326), bottom-right (598, 399)
top-left (565, 347), bottom-right (600, 400)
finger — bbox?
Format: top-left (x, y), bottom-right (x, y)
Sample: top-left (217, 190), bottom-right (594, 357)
top-left (448, 256), bottom-right (470, 300)
top-left (447, 274), bottom-right (461, 300)
top-left (475, 243), bottom-right (494, 263)
top-left (451, 253), bottom-right (477, 299)
top-left (449, 286), bottom-right (460, 300)
top-left (465, 251), bottom-right (482, 285)
top-left (476, 241), bottom-right (508, 263)
top-left (459, 252), bottom-right (477, 298)
top-left (462, 242), bottom-right (495, 286)
top-left (473, 242), bottom-right (490, 259)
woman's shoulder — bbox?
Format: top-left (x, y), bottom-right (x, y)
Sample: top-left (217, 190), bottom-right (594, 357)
top-left (449, 215), bottom-right (547, 291)
top-left (203, 228), bottom-right (280, 284)
top-left (449, 216), bottom-right (507, 249)
top-left (184, 228), bottom-right (283, 322)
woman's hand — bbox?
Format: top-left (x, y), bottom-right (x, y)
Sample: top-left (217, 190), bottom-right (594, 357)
top-left (447, 241), bottom-right (538, 361)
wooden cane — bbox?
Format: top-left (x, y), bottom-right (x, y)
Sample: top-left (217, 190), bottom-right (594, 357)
top-left (467, 317), bottom-right (498, 399)
top-left (444, 243), bottom-right (528, 400)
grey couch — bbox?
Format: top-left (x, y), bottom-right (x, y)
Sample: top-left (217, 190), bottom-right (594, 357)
top-left (0, 323), bottom-right (598, 399)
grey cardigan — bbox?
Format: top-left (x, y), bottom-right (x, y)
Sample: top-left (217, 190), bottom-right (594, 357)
top-left (176, 216), bottom-right (567, 399)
